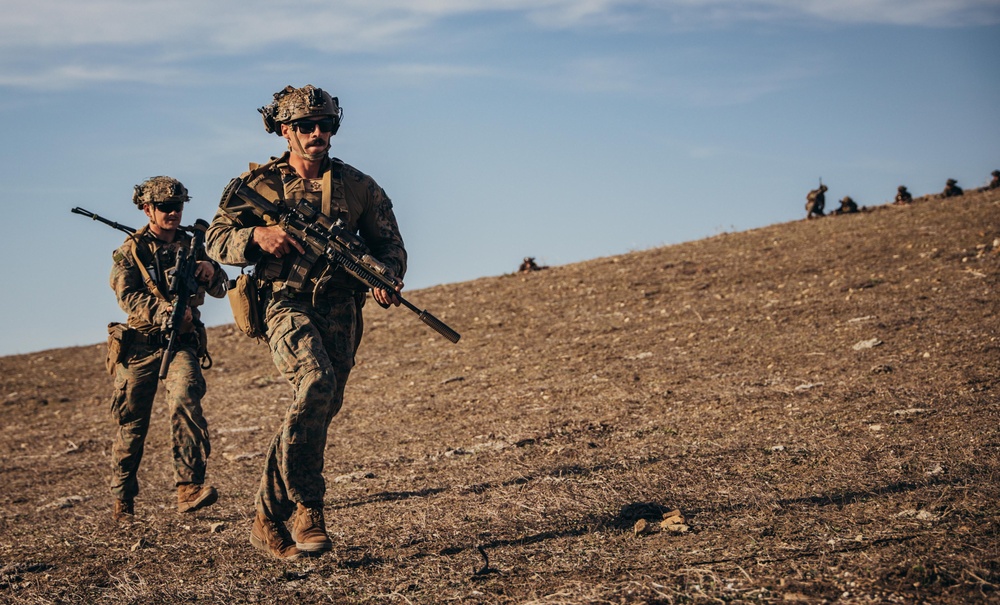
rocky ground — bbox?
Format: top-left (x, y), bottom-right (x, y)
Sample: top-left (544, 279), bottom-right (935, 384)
top-left (1, 188), bottom-right (998, 604)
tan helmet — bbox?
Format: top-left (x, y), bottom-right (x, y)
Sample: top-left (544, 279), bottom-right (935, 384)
top-left (259, 85), bottom-right (342, 135)
top-left (946, 178), bottom-right (957, 185)
top-left (132, 176), bottom-right (190, 208)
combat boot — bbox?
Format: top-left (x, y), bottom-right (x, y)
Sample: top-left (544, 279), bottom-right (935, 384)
top-left (292, 501), bottom-right (333, 554)
top-left (113, 498), bottom-right (134, 521)
top-left (176, 483), bottom-right (219, 513)
top-left (250, 513), bottom-right (301, 560)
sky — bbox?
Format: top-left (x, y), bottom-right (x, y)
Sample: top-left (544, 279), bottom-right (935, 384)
top-left (1, 0), bottom-right (999, 356)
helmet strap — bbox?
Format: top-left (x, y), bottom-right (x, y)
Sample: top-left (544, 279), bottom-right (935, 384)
top-left (288, 130), bottom-right (329, 162)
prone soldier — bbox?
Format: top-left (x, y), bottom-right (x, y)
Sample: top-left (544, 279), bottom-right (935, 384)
top-left (830, 196), bottom-right (859, 215)
top-left (940, 178), bottom-right (963, 199)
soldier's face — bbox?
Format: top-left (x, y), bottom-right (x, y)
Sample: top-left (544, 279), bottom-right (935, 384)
top-left (144, 202), bottom-right (183, 230)
top-left (281, 120), bottom-right (331, 156)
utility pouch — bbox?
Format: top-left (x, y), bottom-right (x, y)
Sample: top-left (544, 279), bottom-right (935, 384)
top-left (194, 322), bottom-right (213, 369)
top-left (227, 272), bottom-right (266, 339)
top-left (106, 322), bottom-right (135, 375)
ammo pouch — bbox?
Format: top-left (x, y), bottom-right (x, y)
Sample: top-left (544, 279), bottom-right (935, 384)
top-left (106, 322), bottom-right (136, 375)
top-left (227, 273), bottom-right (266, 339)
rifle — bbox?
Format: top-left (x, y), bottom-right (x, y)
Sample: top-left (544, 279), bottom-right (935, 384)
top-left (71, 207), bottom-right (211, 378)
top-left (158, 219), bottom-right (210, 378)
top-left (220, 177), bottom-right (461, 344)
top-left (71, 207), bottom-right (136, 235)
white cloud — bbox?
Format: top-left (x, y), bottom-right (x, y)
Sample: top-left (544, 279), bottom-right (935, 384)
top-left (0, 0), bottom-right (995, 52)
top-left (0, 0), bottom-right (995, 91)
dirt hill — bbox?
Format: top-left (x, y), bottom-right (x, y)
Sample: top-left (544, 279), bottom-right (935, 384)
top-left (2, 189), bottom-right (998, 604)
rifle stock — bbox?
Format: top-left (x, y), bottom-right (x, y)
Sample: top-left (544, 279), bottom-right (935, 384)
top-left (220, 177), bottom-right (460, 343)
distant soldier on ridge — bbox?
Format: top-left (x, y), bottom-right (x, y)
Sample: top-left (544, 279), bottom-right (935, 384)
top-left (940, 178), bottom-right (963, 199)
top-left (987, 170), bottom-right (1000, 191)
top-left (894, 185), bottom-right (913, 205)
top-left (830, 196), bottom-right (859, 215)
top-left (805, 183), bottom-right (827, 219)
top-left (518, 257), bottom-right (544, 273)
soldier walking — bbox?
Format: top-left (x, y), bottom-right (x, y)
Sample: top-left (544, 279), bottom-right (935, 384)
top-left (206, 85), bottom-right (407, 560)
top-left (108, 177), bottom-right (227, 521)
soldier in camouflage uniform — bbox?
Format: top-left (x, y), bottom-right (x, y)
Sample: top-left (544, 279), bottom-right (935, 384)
top-left (894, 185), bottom-right (913, 205)
top-left (109, 176), bottom-right (227, 521)
top-left (830, 195), bottom-right (859, 215)
top-left (805, 184), bottom-right (827, 219)
top-left (940, 178), bottom-right (963, 198)
top-left (988, 170), bottom-right (1000, 190)
top-left (205, 85), bottom-right (407, 560)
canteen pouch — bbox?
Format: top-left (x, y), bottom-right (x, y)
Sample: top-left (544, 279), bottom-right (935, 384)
top-left (227, 273), bottom-right (266, 339)
top-left (106, 322), bottom-right (135, 374)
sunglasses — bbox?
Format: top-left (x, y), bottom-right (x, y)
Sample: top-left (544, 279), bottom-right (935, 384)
top-left (291, 118), bottom-right (335, 134)
top-left (151, 201), bottom-right (184, 213)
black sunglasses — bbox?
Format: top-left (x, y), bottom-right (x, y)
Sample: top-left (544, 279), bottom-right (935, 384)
top-left (291, 118), bottom-right (335, 134)
top-left (152, 201), bottom-right (184, 213)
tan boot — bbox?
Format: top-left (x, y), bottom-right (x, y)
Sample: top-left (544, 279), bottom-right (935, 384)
top-left (113, 498), bottom-right (134, 521)
top-left (250, 513), bottom-right (301, 560)
top-left (177, 483), bottom-right (218, 513)
top-left (292, 501), bottom-right (333, 554)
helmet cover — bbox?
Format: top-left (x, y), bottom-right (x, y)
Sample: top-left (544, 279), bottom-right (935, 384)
top-left (132, 176), bottom-right (190, 207)
top-left (259, 85), bottom-right (342, 135)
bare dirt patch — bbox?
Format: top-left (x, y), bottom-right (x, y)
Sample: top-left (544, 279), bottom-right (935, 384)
top-left (2, 189), bottom-right (999, 603)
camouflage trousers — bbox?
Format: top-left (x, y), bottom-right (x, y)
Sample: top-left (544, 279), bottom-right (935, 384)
top-left (257, 294), bottom-right (363, 522)
top-left (110, 344), bottom-right (211, 500)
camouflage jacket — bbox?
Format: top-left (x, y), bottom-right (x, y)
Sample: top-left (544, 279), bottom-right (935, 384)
top-left (110, 225), bottom-right (227, 335)
top-left (205, 153), bottom-right (407, 295)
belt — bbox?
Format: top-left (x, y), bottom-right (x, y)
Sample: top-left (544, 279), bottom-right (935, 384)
top-left (270, 287), bottom-right (363, 303)
top-left (132, 331), bottom-right (198, 348)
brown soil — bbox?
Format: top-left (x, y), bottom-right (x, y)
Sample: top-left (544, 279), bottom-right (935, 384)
top-left (2, 189), bottom-right (999, 604)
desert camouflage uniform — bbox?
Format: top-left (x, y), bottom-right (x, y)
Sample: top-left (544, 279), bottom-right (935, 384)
top-left (894, 187), bottom-right (913, 205)
top-left (109, 226), bottom-right (227, 500)
top-left (205, 152), bottom-right (406, 523)
top-left (805, 185), bottom-right (827, 219)
top-left (830, 196), bottom-right (859, 215)
top-left (941, 179), bottom-right (963, 198)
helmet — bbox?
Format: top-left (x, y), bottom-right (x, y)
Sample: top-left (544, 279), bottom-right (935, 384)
top-left (819, 184), bottom-right (827, 192)
top-left (946, 178), bottom-right (956, 185)
top-left (992, 170), bottom-right (999, 177)
top-left (132, 176), bottom-right (190, 208)
top-left (898, 185), bottom-right (906, 191)
top-left (259, 85), bottom-right (342, 135)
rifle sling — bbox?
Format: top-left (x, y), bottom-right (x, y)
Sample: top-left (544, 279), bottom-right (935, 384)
top-left (128, 230), bottom-right (169, 302)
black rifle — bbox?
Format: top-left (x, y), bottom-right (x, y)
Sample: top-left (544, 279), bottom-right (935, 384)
top-left (220, 177), bottom-right (461, 344)
top-left (158, 219), bottom-right (210, 378)
top-left (71, 207), bottom-right (136, 235)
top-left (72, 207), bottom-right (211, 378)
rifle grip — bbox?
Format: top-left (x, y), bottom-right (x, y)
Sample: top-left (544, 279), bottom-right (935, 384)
top-left (418, 311), bottom-right (461, 344)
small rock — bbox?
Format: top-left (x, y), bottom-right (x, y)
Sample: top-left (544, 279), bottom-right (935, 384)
top-left (852, 338), bottom-right (883, 351)
top-left (893, 408), bottom-right (931, 417)
top-left (210, 522), bottom-right (226, 533)
top-left (633, 519), bottom-right (651, 535)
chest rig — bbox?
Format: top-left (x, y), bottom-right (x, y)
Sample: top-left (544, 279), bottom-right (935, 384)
top-left (246, 158), bottom-right (354, 296)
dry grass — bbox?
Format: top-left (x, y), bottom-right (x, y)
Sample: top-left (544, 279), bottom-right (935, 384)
top-left (1, 188), bottom-right (999, 603)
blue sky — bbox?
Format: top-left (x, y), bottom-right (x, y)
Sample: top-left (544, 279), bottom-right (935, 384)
top-left (1, 0), bottom-right (998, 356)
